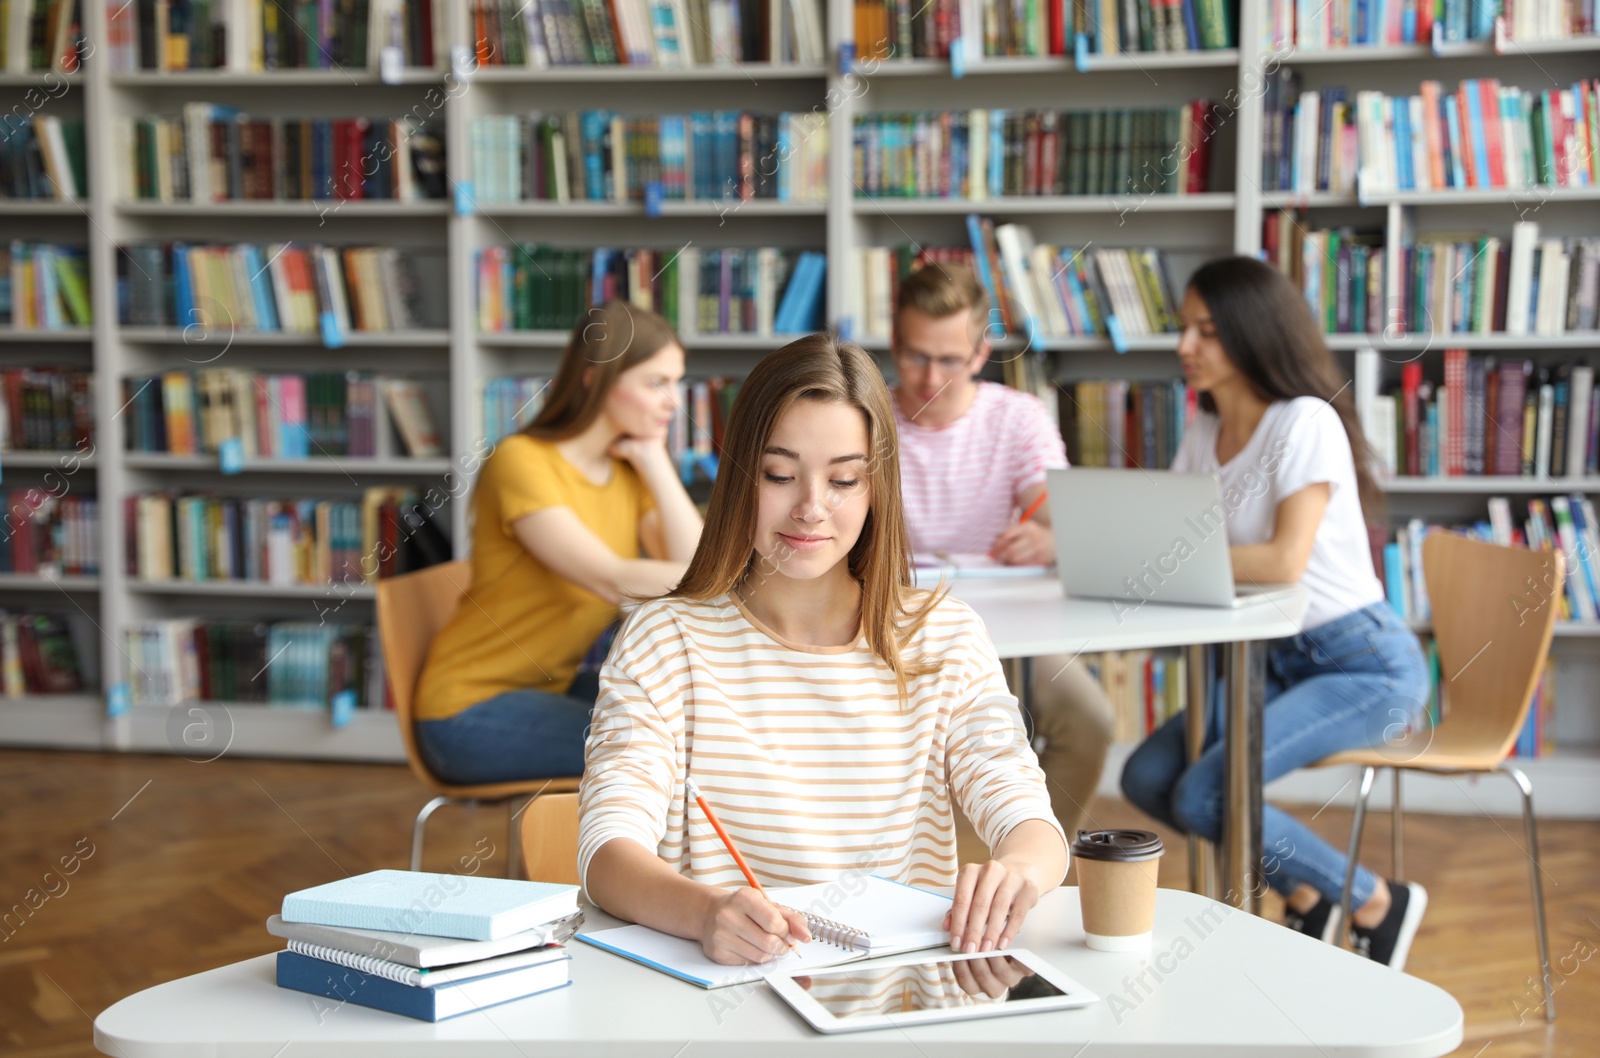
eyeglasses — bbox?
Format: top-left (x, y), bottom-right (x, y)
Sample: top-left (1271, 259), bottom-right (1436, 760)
top-left (892, 346), bottom-right (980, 374)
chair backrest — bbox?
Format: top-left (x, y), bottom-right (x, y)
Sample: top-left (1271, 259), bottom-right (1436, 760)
top-left (376, 560), bottom-right (472, 788)
top-left (1423, 531), bottom-right (1562, 762)
top-left (520, 792), bottom-right (581, 886)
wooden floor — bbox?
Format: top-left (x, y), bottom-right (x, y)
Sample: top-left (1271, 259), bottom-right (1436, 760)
top-left (2, 748), bottom-right (1595, 1057)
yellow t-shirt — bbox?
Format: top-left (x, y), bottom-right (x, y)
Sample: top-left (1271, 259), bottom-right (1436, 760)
top-left (414, 435), bottom-right (656, 721)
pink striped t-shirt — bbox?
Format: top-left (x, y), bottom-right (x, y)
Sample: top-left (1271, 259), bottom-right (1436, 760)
top-left (894, 382), bottom-right (1068, 555)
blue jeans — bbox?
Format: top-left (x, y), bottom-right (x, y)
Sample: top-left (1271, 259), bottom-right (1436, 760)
top-left (416, 669), bottom-right (601, 785)
top-left (1119, 602), bottom-right (1429, 908)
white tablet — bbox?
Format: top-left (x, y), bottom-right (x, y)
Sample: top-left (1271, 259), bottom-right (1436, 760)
top-left (767, 949), bottom-right (1097, 1034)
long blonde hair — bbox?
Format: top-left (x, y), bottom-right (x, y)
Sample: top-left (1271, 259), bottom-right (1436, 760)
top-left (671, 333), bottom-right (948, 703)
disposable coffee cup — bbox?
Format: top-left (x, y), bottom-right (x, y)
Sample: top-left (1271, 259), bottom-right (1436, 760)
top-left (1072, 829), bottom-right (1163, 952)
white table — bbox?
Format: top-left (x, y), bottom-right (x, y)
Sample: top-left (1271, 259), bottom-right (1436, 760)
top-left (94, 888), bottom-right (1462, 1057)
top-left (943, 575), bottom-right (1310, 912)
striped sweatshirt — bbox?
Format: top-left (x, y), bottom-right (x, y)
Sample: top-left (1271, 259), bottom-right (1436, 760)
top-left (577, 590), bottom-right (1066, 893)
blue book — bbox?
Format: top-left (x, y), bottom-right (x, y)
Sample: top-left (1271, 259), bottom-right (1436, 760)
top-left (275, 949), bottom-right (570, 1022)
top-left (1565, 494), bottom-right (1600, 613)
top-left (281, 870), bottom-right (580, 942)
top-left (989, 111), bottom-right (1004, 195)
top-left (1444, 100), bottom-right (1467, 188)
top-left (1383, 542), bottom-right (1407, 617)
top-left (171, 245), bottom-right (195, 327)
top-left (1462, 80), bottom-right (1492, 189)
top-left (240, 245), bottom-right (280, 331)
top-left (1182, 0), bottom-right (1199, 49)
top-left (964, 214), bottom-right (1004, 332)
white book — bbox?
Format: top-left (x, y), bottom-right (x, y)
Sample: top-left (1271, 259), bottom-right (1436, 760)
top-left (267, 911), bottom-right (582, 969)
top-left (1353, 347), bottom-right (1381, 453)
top-left (968, 110), bottom-right (988, 200)
top-left (1568, 366), bottom-right (1593, 482)
top-left (1505, 221), bottom-right (1539, 335)
top-left (994, 224), bottom-right (1042, 335)
top-left (1536, 383), bottom-right (1555, 477)
top-left (1373, 394), bottom-right (1398, 476)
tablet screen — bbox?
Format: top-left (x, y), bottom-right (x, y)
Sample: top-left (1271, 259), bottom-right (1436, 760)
top-left (795, 955), bottom-right (1069, 1022)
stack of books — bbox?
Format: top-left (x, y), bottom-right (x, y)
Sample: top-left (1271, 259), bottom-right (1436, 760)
top-left (270, 869), bottom-right (581, 1022)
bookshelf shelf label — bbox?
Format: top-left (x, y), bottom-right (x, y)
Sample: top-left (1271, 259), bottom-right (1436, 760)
top-left (319, 312), bottom-right (345, 350)
top-left (1074, 34), bottom-right (1090, 74)
top-left (455, 182), bottom-right (477, 217)
top-left (1107, 315), bottom-right (1129, 354)
top-left (950, 39), bottom-right (967, 79)
top-left (108, 683), bottom-right (129, 719)
top-left (644, 181), bottom-right (665, 218)
top-left (838, 42), bottom-right (855, 77)
top-left (331, 689), bottom-right (356, 729)
top-left (218, 438), bottom-right (244, 476)
top-left (451, 46), bottom-right (475, 84)
top-left (380, 46), bottom-right (405, 84)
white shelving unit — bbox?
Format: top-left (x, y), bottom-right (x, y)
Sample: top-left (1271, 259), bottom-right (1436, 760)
top-left (1, 5), bottom-right (1596, 814)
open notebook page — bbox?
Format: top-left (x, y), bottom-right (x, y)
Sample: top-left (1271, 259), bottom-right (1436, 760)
top-left (576, 924), bottom-right (866, 989)
top-left (775, 876), bottom-right (953, 954)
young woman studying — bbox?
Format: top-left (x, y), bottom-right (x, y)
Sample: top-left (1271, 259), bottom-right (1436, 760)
top-left (578, 334), bottom-right (1068, 966)
top-left (413, 301), bottom-right (703, 785)
top-left (1119, 256), bottom-right (1431, 969)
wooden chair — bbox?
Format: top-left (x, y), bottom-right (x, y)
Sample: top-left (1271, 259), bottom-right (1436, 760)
top-left (376, 560), bottom-right (581, 877)
top-left (1317, 532), bottom-right (1561, 1021)
top-left (519, 792), bottom-right (581, 885)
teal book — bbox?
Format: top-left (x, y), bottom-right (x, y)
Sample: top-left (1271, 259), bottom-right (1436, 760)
top-left (281, 870), bottom-right (580, 941)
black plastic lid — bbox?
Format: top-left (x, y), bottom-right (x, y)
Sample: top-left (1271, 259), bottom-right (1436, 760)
top-left (1071, 829), bottom-right (1164, 863)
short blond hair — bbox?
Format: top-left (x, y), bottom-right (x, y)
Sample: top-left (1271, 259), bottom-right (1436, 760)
top-left (894, 263), bottom-right (990, 326)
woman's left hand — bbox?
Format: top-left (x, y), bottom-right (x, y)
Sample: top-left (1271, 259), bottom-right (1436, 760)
top-left (943, 859), bottom-right (1043, 954)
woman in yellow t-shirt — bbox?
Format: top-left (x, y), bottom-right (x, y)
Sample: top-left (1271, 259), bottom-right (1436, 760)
top-left (413, 301), bottom-right (703, 783)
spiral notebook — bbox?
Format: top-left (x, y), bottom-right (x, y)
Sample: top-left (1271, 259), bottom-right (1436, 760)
top-left (577, 876), bottom-right (953, 989)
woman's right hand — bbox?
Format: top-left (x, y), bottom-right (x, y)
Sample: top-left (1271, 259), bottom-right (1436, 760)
top-left (608, 435), bottom-right (670, 470)
top-left (700, 887), bottom-right (812, 965)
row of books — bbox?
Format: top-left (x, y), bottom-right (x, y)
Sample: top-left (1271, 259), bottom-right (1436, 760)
top-left (0, 367), bottom-right (93, 452)
top-left (0, 117), bottom-right (87, 200)
top-left (1401, 228), bottom-right (1600, 337)
top-left (1263, 0), bottom-right (1594, 51)
top-left (1265, 219), bottom-right (1600, 338)
top-left (1355, 78), bottom-right (1599, 195)
top-left (119, 242), bottom-right (448, 334)
top-left (106, 0), bottom-right (439, 71)
top-left (854, 0), bottom-right (1236, 60)
top-left (469, 111), bottom-right (828, 204)
top-left (1059, 379), bottom-right (1192, 470)
top-left (3, 242), bottom-right (91, 329)
top-left (121, 371), bottom-right (444, 459)
top-left (0, 0), bottom-right (81, 72)
top-left (126, 488), bottom-right (450, 587)
top-left (1264, 219), bottom-right (1387, 335)
top-left (123, 619), bottom-right (385, 709)
top-left (0, 492), bottom-right (96, 576)
top-left (271, 872), bottom-right (580, 1021)
top-left (483, 377), bottom-right (549, 444)
top-left (118, 110), bottom-right (448, 203)
top-left (1353, 350), bottom-right (1600, 479)
top-left (474, 0), bottom-right (828, 67)
top-left (0, 612), bottom-right (84, 697)
top-left (853, 231), bottom-right (1183, 342)
top-left (852, 105), bottom-right (1220, 200)
top-left (475, 244), bottom-right (827, 336)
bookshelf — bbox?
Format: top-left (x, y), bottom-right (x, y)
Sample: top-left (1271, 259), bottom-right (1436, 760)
top-left (0, 1), bottom-right (1594, 817)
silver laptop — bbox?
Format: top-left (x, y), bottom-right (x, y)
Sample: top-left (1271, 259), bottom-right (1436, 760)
top-left (1046, 467), bottom-right (1298, 609)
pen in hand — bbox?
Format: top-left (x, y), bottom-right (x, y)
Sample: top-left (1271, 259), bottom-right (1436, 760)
top-left (685, 777), bottom-right (802, 956)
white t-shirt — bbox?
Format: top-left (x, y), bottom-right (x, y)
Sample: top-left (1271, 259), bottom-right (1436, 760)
top-left (1171, 396), bottom-right (1384, 630)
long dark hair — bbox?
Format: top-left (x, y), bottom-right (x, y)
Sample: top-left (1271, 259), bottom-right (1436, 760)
top-left (1187, 256), bottom-right (1384, 524)
top-left (522, 300), bottom-right (681, 441)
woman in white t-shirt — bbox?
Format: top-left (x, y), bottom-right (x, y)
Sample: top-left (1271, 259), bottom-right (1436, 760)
top-left (1120, 256), bottom-right (1431, 970)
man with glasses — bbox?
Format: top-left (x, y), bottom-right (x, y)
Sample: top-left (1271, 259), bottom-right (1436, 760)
top-left (889, 264), bottom-right (1114, 853)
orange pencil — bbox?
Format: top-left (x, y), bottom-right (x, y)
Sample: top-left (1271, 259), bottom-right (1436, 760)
top-left (684, 777), bottom-right (801, 953)
top-left (1018, 491), bottom-right (1048, 525)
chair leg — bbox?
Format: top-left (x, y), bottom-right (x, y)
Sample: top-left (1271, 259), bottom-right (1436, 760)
top-left (1501, 763), bottom-right (1556, 1023)
top-left (1335, 766), bottom-right (1377, 950)
top-left (410, 795), bottom-right (452, 872)
top-left (1391, 769), bottom-right (1404, 881)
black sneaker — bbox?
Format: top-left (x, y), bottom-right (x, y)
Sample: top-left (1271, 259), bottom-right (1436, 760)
top-left (1349, 881), bottom-right (1428, 971)
top-left (1283, 897), bottom-right (1339, 943)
